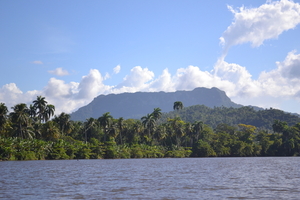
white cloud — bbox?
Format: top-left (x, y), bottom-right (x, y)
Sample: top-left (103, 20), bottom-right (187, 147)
top-left (113, 65), bottom-right (121, 74)
top-left (31, 60), bottom-right (43, 65)
top-left (149, 68), bottom-right (174, 92)
top-left (1, 51), bottom-right (300, 115)
top-left (0, 69), bottom-right (110, 114)
top-left (116, 66), bottom-right (154, 91)
top-left (0, 83), bottom-right (39, 111)
top-left (220, 0), bottom-right (300, 54)
top-left (44, 78), bottom-right (74, 98)
top-left (43, 69), bottom-right (113, 114)
top-left (213, 59), bottom-right (261, 98)
top-left (48, 68), bottom-right (70, 76)
top-left (2, 1), bottom-right (300, 115)
top-left (277, 50), bottom-right (300, 79)
top-left (258, 50), bottom-right (300, 97)
top-left (76, 69), bottom-right (112, 100)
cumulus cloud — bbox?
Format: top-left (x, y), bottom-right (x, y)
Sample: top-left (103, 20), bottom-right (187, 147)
top-left (44, 78), bottom-right (74, 98)
top-left (258, 50), bottom-right (300, 97)
top-left (2, 1), bottom-right (300, 115)
top-left (172, 65), bottom-right (228, 91)
top-left (31, 60), bottom-right (43, 65)
top-left (77, 69), bottom-right (111, 99)
top-left (0, 69), bottom-right (111, 114)
top-left (115, 66), bottom-right (154, 92)
top-left (277, 50), bottom-right (300, 79)
top-left (1, 50), bottom-right (300, 115)
top-left (220, 0), bottom-right (300, 55)
top-left (148, 68), bottom-right (174, 92)
top-left (214, 61), bottom-right (258, 97)
top-left (44, 69), bottom-right (113, 114)
top-left (0, 83), bottom-right (39, 111)
top-left (48, 68), bottom-right (70, 76)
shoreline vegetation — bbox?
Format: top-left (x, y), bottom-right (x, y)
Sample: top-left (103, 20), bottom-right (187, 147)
top-left (0, 96), bottom-right (299, 161)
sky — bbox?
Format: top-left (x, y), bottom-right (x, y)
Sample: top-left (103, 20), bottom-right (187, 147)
top-left (1, 0), bottom-right (300, 115)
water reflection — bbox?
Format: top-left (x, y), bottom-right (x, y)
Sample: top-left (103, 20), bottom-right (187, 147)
top-left (0, 157), bottom-right (299, 199)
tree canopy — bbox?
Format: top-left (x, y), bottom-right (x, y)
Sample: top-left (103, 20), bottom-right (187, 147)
top-left (0, 98), bottom-right (300, 161)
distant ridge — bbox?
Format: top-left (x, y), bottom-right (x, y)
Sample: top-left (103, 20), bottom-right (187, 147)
top-left (70, 87), bottom-right (245, 121)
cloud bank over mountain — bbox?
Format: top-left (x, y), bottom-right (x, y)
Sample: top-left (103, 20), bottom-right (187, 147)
top-left (1, 0), bottom-right (300, 115)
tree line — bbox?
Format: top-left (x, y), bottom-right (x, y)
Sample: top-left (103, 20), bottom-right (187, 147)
top-left (160, 105), bottom-right (300, 130)
top-left (0, 97), bottom-right (299, 160)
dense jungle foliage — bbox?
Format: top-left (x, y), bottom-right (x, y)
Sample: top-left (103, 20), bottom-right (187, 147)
top-left (160, 105), bottom-right (300, 130)
top-left (1, 96), bottom-right (300, 161)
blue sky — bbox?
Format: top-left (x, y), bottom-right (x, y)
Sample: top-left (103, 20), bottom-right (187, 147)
top-left (1, 0), bottom-right (300, 115)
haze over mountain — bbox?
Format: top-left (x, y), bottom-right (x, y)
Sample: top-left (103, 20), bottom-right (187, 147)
top-left (70, 87), bottom-right (247, 121)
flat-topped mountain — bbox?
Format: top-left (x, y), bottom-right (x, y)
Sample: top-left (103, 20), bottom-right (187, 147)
top-left (70, 87), bottom-right (243, 121)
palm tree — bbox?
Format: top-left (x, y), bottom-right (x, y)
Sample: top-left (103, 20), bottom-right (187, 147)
top-left (44, 104), bottom-right (55, 122)
top-left (152, 108), bottom-right (162, 121)
top-left (141, 113), bottom-right (156, 143)
top-left (27, 104), bottom-right (37, 120)
top-left (173, 101), bottom-right (183, 111)
top-left (108, 122), bottom-right (119, 139)
top-left (117, 117), bottom-right (125, 145)
top-left (32, 122), bottom-right (43, 139)
top-left (10, 103), bottom-right (33, 139)
top-left (153, 124), bottom-right (167, 145)
top-left (33, 96), bottom-right (47, 122)
top-left (167, 116), bottom-right (185, 146)
top-left (98, 112), bottom-right (113, 142)
top-left (83, 117), bottom-right (99, 143)
top-left (42, 121), bottom-right (60, 140)
top-left (53, 112), bottom-right (73, 136)
top-left (0, 103), bottom-right (8, 132)
top-left (184, 122), bottom-right (193, 147)
top-left (130, 120), bottom-right (143, 144)
top-left (193, 121), bottom-right (204, 142)
top-left (70, 121), bottom-right (84, 140)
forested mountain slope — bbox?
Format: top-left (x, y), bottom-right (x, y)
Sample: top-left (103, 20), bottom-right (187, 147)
top-left (71, 87), bottom-right (243, 121)
top-left (160, 105), bottom-right (300, 130)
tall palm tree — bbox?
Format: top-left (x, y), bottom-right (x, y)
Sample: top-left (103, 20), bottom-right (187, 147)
top-left (33, 96), bottom-right (47, 122)
top-left (0, 103), bottom-right (8, 132)
top-left (98, 112), bottom-right (113, 142)
top-left (184, 122), bottom-right (193, 147)
top-left (117, 117), bottom-right (125, 145)
top-left (27, 104), bottom-right (37, 120)
top-left (173, 101), bottom-right (183, 111)
top-left (44, 104), bottom-right (55, 122)
top-left (193, 121), bottom-right (204, 142)
top-left (83, 117), bottom-right (99, 143)
top-left (108, 122), bottom-right (118, 139)
top-left (141, 113), bottom-right (156, 143)
top-left (10, 103), bottom-right (33, 139)
top-left (152, 108), bottom-right (162, 121)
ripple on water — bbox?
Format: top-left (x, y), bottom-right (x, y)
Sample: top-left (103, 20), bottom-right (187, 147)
top-left (0, 157), bottom-right (299, 199)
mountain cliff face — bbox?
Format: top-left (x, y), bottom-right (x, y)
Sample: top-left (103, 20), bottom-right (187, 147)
top-left (70, 87), bottom-right (242, 121)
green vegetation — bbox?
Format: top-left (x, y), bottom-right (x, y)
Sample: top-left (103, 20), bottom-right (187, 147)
top-left (1, 97), bottom-right (300, 161)
top-left (160, 105), bottom-right (300, 130)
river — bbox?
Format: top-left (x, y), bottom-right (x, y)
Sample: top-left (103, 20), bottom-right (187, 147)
top-left (0, 157), bottom-right (299, 199)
